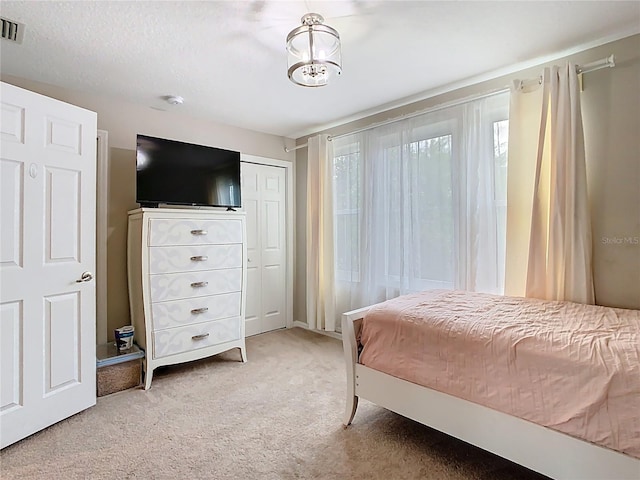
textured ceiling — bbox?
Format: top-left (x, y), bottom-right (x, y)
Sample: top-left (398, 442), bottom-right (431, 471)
top-left (1, 1), bottom-right (639, 138)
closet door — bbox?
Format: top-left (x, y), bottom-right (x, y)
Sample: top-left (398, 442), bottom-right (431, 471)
top-left (241, 162), bottom-right (287, 336)
top-left (0, 82), bottom-right (97, 448)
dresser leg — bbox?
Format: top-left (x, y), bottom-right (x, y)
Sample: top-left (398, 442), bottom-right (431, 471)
top-left (143, 364), bottom-right (154, 390)
top-left (239, 346), bottom-right (247, 363)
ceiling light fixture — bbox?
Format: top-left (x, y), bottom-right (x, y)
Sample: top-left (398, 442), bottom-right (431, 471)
top-left (286, 13), bottom-right (341, 87)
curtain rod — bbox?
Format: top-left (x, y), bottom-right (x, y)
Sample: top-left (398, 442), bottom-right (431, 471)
top-left (284, 54), bottom-right (615, 152)
top-left (518, 54), bottom-right (615, 89)
top-left (577, 54), bottom-right (615, 74)
top-left (284, 143), bottom-right (308, 153)
top-left (284, 87), bottom-right (508, 152)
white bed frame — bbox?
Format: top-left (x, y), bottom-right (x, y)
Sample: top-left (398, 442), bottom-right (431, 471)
top-left (342, 306), bottom-right (640, 480)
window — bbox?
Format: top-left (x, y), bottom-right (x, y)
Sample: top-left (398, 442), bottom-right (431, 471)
top-left (333, 145), bottom-right (360, 281)
top-left (408, 134), bottom-right (454, 286)
top-left (332, 92), bottom-right (510, 312)
top-left (493, 120), bottom-right (509, 293)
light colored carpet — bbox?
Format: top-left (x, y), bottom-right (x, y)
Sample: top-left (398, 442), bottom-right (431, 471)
top-left (1, 328), bottom-right (548, 480)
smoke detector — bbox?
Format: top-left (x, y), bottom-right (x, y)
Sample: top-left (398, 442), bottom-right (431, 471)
top-left (165, 95), bottom-right (184, 105)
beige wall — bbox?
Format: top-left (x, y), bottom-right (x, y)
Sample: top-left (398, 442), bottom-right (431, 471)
top-left (1, 74), bottom-right (295, 340)
top-left (294, 34), bottom-right (640, 324)
top-left (581, 37), bottom-right (640, 309)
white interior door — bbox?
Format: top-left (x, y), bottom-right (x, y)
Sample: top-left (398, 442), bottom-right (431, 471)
top-left (0, 82), bottom-right (97, 449)
top-left (241, 162), bottom-right (287, 336)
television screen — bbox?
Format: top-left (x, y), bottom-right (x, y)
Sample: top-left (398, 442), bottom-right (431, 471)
top-left (136, 135), bottom-right (241, 208)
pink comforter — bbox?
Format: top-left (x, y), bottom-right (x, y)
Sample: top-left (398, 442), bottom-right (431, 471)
top-left (359, 290), bottom-right (640, 458)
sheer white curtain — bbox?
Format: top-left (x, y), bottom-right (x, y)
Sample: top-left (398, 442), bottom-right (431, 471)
top-left (333, 92), bottom-right (510, 315)
top-left (505, 64), bottom-right (595, 304)
top-left (306, 134), bottom-right (337, 331)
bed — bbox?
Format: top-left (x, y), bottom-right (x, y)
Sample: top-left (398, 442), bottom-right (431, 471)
top-left (341, 290), bottom-right (640, 480)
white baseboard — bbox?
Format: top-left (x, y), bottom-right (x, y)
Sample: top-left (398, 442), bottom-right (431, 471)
top-left (292, 321), bottom-right (342, 340)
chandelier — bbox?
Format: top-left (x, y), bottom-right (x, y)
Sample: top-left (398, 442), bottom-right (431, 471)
top-left (286, 13), bottom-right (342, 87)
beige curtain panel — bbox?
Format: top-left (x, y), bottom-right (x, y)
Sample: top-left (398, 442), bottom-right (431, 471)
top-left (505, 63), bottom-right (595, 304)
top-left (306, 134), bottom-right (337, 331)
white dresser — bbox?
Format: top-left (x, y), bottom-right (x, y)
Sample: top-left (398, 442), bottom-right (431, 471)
top-left (127, 208), bottom-right (247, 389)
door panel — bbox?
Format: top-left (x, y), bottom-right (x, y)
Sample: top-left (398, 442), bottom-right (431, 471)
top-left (0, 82), bottom-right (96, 449)
top-left (0, 102), bottom-right (25, 144)
top-left (44, 292), bottom-right (80, 392)
top-left (264, 200), bottom-right (280, 250)
top-left (241, 162), bottom-right (287, 336)
top-left (243, 196), bottom-right (261, 334)
top-left (260, 168), bottom-right (286, 331)
top-left (0, 159), bottom-right (23, 269)
top-left (45, 116), bottom-right (82, 155)
top-left (45, 167), bottom-right (80, 263)
top-left (0, 301), bottom-right (22, 412)
top-left (263, 264), bottom-right (285, 331)
top-left (242, 168), bottom-right (261, 336)
top-left (244, 265), bottom-right (260, 336)
top-left (244, 198), bottom-right (259, 253)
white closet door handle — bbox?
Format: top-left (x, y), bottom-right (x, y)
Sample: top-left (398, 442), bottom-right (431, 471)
top-left (75, 271), bottom-right (94, 283)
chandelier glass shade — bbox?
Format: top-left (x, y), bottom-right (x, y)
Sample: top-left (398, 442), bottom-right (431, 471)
top-left (286, 13), bottom-right (342, 87)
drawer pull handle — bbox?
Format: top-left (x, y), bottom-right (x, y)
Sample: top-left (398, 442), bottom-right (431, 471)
top-left (190, 255), bottom-right (209, 262)
top-left (191, 307), bottom-right (209, 314)
top-left (190, 281), bottom-right (209, 288)
top-left (190, 229), bottom-right (208, 236)
top-left (192, 333), bottom-right (210, 341)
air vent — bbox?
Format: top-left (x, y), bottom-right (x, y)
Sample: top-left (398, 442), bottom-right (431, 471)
top-left (1, 17), bottom-right (25, 44)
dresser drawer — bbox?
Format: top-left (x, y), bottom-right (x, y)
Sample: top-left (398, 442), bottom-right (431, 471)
top-left (148, 244), bottom-right (243, 274)
top-left (153, 317), bottom-right (241, 359)
top-left (150, 292), bottom-right (242, 331)
top-left (149, 268), bottom-right (242, 303)
top-left (149, 218), bottom-right (243, 246)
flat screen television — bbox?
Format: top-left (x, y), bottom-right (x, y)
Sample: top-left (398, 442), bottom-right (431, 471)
top-left (136, 134), bottom-right (241, 208)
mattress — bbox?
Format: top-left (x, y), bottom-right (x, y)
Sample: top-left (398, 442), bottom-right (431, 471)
top-left (359, 290), bottom-right (640, 458)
